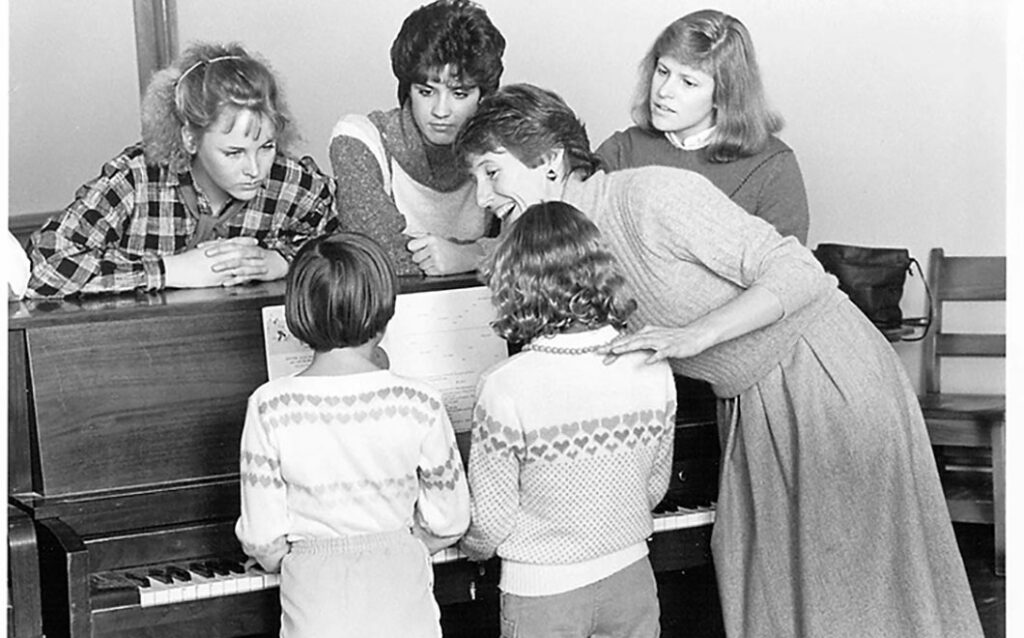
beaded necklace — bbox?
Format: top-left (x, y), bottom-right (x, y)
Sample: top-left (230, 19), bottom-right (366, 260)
top-left (522, 339), bottom-right (615, 355)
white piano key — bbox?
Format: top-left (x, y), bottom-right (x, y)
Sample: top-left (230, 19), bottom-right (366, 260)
top-left (139, 588), bottom-right (158, 607)
top-left (221, 578), bottom-right (238, 595)
top-left (432, 546), bottom-right (468, 564)
top-left (195, 581), bottom-right (212, 599)
top-left (166, 587), bottom-right (184, 604)
top-left (151, 587), bottom-right (170, 606)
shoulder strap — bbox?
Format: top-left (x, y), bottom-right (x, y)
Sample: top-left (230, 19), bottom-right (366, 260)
top-left (329, 114), bottom-right (392, 195)
top-left (899, 257), bottom-right (934, 341)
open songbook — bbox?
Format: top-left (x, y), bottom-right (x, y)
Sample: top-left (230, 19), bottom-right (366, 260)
top-left (260, 285), bottom-right (509, 433)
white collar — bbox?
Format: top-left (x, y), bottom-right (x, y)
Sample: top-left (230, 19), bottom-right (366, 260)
top-left (665, 126), bottom-right (716, 151)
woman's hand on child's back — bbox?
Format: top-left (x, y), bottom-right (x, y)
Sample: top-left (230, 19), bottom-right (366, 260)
top-left (600, 324), bottom-right (715, 364)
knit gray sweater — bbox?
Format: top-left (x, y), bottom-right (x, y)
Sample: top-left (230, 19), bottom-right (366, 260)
top-left (564, 167), bottom-right (841, 398)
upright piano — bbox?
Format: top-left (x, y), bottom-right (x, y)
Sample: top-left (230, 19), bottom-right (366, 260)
top-left (7, 276), bottom-right (720, 638)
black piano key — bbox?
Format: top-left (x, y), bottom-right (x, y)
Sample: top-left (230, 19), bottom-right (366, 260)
top-left (653, 501), bottom-right (673, 514)
top-left (166, 565), bottom-right (192, 582)
top-left (205, 560), bottom-right (231, 577)
top-left (123, 572), bottom-right (151, 588)
top-left (221, 559), bottom-right (246, 575)
top-left (188, 561), bottom-right (215, 578)
top-left (148, 568), bottom-right (173, 585)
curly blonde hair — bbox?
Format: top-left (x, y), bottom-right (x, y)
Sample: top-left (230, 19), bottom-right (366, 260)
top-left (482, 201), bottom-right (636, 345)
top-left (141, 42), bottom-right (298, 171)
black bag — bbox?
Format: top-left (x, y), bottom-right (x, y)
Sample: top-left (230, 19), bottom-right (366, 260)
top-left (813, 243), bottom-right (932, 340)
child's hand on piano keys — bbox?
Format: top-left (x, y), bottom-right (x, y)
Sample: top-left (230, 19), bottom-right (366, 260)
top-left (412, 520), bottom-right (463, 555)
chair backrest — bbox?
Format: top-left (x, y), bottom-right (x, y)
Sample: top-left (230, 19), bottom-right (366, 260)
top-left (921, 248), bottom-right (1006, 394)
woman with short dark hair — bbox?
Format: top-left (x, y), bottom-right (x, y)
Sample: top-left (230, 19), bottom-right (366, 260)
top-left (457, 83), bottom-right (982, 638)
top-left (329, 0), bottom-right (506, 276)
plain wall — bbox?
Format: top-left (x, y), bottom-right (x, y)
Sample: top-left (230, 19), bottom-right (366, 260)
top-left (8, 0), bottom-right (141, 217)
top-left (6, 0), bottom-right (1010, 393)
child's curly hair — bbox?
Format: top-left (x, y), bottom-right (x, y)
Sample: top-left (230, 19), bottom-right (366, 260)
top-left (482, 201), bottom-right (636, 344)
top-left (141, 42), bottom-right (298, 171)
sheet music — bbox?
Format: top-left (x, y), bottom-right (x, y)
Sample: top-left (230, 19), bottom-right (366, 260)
top-left (261, 285), bottom-right (506, 432)
top-left (261, 306), bottom-right (314, 379)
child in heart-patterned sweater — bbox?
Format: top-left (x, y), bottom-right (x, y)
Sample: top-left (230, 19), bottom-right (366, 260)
top-left (235, 232), bottom-right (469, 638)
top-left (460, 202), bottom-right (676, 638)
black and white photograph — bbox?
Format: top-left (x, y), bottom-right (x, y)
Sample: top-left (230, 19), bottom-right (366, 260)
top-left (5, 1), bottom-right (1018, 637)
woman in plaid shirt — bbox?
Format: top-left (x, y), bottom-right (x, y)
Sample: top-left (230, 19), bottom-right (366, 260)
top-left (26, 42), bottom-right (337, 297)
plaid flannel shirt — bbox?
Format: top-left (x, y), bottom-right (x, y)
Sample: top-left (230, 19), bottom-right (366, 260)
top-left (26, 143), bottom-right (337, 297)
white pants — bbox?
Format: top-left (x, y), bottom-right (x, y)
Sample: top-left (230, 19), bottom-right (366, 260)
top-left (280, 530), bottom-right (441, 638)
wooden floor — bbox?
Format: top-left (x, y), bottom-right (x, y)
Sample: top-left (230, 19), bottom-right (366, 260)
top-left (440, 522), bottom-right (1005, 637)
top-left (956, 522), bottom-right (1006, 638)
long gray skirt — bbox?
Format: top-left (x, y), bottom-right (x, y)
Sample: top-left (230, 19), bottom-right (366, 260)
top-left (280, 530), bottom-right (441, 638)
top-left (712, 301), bottom-right (983, 638)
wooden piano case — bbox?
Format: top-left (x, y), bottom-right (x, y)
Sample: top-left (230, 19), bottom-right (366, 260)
top-left (7, 276), bottom-right (490, 638)
top-left (8, 277), bottom-right (721, 638)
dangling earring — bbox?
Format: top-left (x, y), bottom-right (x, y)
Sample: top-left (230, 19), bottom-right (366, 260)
top-left (181, 126), bottom-right (197, 155)
top-left (546, 169), bottom-right (558, 182)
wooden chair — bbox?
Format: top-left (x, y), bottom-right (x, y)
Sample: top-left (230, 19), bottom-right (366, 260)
top-left (918, 248), bottom-right (1006, 575)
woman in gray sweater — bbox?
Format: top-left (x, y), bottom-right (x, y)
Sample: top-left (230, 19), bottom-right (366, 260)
top-left (455, 83), bottom-right (981, 638)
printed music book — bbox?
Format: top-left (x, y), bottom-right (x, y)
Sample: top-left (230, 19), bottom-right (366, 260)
top-left (260, 285), bottom-right (507, 432)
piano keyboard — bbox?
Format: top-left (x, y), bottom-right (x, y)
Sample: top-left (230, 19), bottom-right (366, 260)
top-left (92, 546), bottom-right (473, 609)
top-left (652, 503), bottom-right (716, 532)
top-left (93, 507), bottom-right (715, 609)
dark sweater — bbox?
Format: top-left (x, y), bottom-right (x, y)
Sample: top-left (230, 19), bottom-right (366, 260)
top-left (329, 105), bottom-right (472, 275)
top-left (596, 127), bottom-right (809, 244)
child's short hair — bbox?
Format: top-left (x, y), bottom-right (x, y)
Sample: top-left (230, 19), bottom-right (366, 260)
top-left (483, 201), bottom-right (635, 344)
top-left (285, 233), bottom-right (397, 352)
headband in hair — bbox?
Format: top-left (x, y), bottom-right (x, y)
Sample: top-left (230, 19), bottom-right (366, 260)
top-left (175, 55), bottom-right (245, 89)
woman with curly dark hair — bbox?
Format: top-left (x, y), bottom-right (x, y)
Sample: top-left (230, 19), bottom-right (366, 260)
top-left (26, 42), bottom-right (336, 297)
top-left (461, 201), bottom-right (675, 638)
top-left (329, 0), bottom-right (505, 276)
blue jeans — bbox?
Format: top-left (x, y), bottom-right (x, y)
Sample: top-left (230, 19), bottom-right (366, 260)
top-left (499, 557), bottom-right (660, 638)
